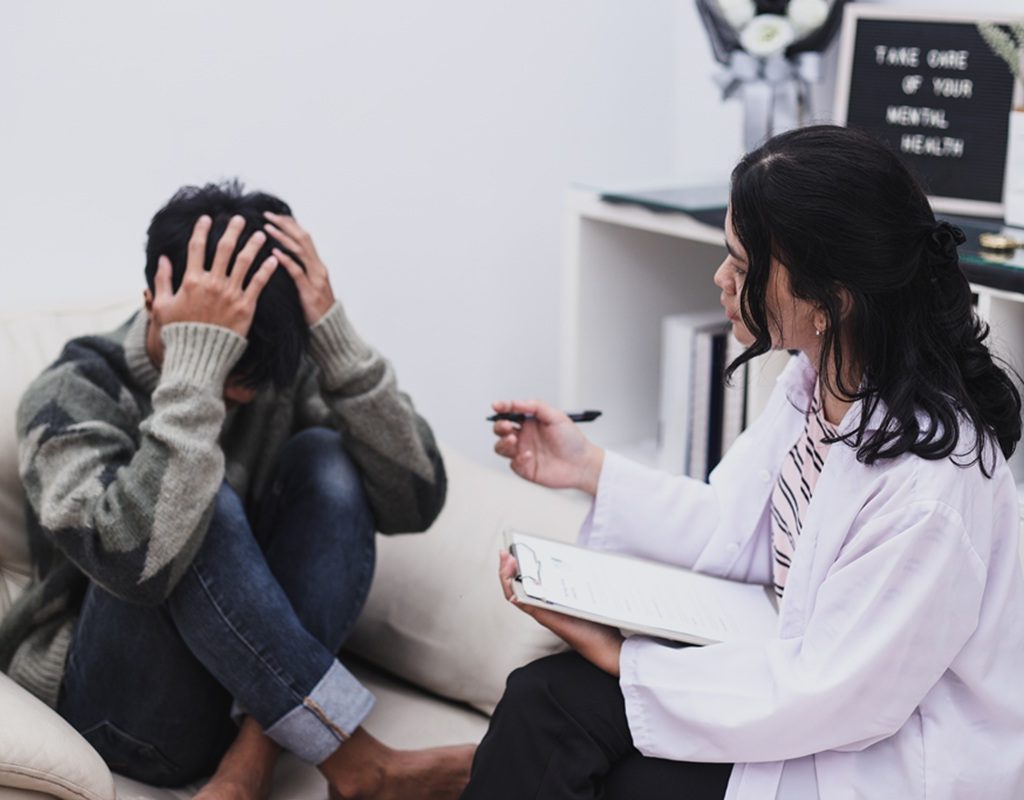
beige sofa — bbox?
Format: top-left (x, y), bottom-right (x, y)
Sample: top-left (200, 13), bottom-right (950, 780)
top-left (0, 301), bottom-right (590, 800)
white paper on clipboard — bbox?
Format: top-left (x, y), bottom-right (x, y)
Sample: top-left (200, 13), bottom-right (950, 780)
top-left (506, 529), bottom-right (778, 645)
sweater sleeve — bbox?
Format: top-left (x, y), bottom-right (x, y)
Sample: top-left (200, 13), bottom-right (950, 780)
top-left (16, 323), bottom-right (245, 605)
top-left (296, 301), bottom-right (446, 534)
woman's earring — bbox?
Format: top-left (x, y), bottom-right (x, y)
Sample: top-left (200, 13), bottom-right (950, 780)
top-left (815, 327), bottom-right (823, 337)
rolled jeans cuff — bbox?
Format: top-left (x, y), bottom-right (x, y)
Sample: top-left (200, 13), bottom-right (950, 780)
top-left (250, 660), bottom-right (375, 764)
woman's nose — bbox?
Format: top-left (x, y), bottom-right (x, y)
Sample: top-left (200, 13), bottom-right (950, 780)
top-left (713, 261), bottom-right (731, 292)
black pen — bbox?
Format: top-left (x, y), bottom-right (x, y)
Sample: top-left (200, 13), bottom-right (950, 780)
top-left (486, 410), bottom-right (602, 423)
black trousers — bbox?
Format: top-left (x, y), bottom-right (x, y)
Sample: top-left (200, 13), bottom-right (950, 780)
top-left (461, 652), bottom-right (732, 800)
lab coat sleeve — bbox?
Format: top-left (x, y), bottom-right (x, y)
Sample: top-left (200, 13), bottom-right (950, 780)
top-left (578, 450), bottom-right (722, 569)
top-left (578, 354), bottom-right (805, 577)
top-left (618, 499), bottom-right (986, 763)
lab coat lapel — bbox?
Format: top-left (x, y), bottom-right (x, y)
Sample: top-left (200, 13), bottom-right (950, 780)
top-left (775, 390), bottom-right (893, 632)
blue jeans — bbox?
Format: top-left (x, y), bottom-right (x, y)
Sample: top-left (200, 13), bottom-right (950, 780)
top-left (57, 428), bottom-right (377, 786)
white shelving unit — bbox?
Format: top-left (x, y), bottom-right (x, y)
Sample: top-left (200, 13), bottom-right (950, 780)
top-left (560, 188), bottom-right (1024, 511)
top-left (975, 285), bottom-right (1024, 509)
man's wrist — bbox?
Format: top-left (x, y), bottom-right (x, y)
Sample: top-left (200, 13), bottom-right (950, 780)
top-left (307, 301), bottom-right (375, 388)
top-left (159, 322), bottom-right (247, 390)
top-left (306, 295), bottom-right (336, 328)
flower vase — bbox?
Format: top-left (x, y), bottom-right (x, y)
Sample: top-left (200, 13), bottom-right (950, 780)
top-left (1005, 109), bottom-right (1024, 228)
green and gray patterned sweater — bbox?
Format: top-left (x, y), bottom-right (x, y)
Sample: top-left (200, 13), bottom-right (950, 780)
top-left (1, 302), bottom-right (446, 708)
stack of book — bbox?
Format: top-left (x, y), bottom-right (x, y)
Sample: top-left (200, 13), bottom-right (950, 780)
top-left (657, 311), bottom-right (747, 480)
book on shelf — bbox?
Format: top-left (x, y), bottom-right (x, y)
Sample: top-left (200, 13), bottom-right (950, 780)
top-left (686, 327), bottom-right (724, 480)
top-left (720, 333), bottom-right (748, 455)
top-left (657, 311), bottom-right (728, 475)
top-left (659, 313), bottom-right (748, 481)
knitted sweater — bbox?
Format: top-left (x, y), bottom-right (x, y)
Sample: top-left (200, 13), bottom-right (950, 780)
top-left (1, 302), bottom-right (446, 708)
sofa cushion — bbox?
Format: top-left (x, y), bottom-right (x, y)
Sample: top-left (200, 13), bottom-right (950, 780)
top-left (0, 671), bottom-right (114, 800)
top-left (346, 446), bottom-right (591, 714)
top-left (0, 788), bottom-right (64, 800)
top-left (0, 301), bottom-right (137, 618)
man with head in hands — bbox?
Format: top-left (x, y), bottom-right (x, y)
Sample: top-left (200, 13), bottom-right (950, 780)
top-left (2, 182), bottom-right (472, 800)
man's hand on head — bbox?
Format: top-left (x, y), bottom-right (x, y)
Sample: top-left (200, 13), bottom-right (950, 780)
top-left (263, 212), bottom-right (336, 326)
top-left (149, 214), bottom-right (280, 349)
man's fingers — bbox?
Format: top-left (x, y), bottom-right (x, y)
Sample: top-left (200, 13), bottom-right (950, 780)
top-left (154, 256), bottom-right (173, 300)
top-left (263, 211), bottom-right (309, 244)
top-left (272, 248), bottom-right (306, 284)
top-left (263, 222), bottom-right (303, 255)
top-left (229, 230), bottom-right (267, 289)
top-left (243, 255), bottom-right (279, 299)
top-left (184, 215), bottom-right (212, 276)
top-left (211, 215), bottom-right (246, 278)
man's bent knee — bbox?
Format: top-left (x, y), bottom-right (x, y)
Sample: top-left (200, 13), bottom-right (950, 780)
top-left (278, 429), bottom-right (366, 503)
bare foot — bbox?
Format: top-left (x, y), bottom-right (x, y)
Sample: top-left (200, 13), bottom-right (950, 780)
top-left (194, 716), bottom-right (279, 800)
top-left (322, 728), bottom-right (475, 800)
top-left (194, 773), bottom-right (271, 800)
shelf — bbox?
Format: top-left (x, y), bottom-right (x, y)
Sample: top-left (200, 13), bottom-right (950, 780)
top-left (561, 190), bottom-right (728, 451)
top-left (572, 194), bottom-right (1024, 297)
top-left (561, 187), bottom-right (1024, 495)
top-left (945, 214), bottom-right (1024, 296)
top-left (570, 190), bottom-right (725, 248)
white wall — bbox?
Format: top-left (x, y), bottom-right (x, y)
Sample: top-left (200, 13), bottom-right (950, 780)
top-left (5, 1), bottom-right (1020, 463)
top-left (2, 1), bottom-right (677, 461)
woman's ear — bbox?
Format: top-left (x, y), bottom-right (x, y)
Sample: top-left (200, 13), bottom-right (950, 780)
top-left (811, 308), bottom-right (827, 338)
top-left (816, 288), bottom-right (853, 333)
top-left (143, 288), bottom-right (154, 314)
top-left (836, 287), bottom-right (854, 320)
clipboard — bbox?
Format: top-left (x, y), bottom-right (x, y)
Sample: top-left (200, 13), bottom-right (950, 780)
top-left (505, 529), bottom-right (778, 646)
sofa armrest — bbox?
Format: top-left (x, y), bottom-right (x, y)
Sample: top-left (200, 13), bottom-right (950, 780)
top-left (0, 672), bottom-right (114, 800)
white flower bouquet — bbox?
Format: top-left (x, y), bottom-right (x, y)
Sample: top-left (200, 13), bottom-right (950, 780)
top-left (696, 0), bottom-right (847, 149)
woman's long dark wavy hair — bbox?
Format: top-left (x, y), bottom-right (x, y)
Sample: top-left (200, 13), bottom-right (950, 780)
top-left (726, 125), bottom-right (1021, 476)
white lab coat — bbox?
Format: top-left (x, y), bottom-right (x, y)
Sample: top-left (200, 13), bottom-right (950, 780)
top-left (580, 353), bottom-right (1024, 799)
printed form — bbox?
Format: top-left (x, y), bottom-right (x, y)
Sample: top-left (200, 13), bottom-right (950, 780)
top-left (508, 530), bottom-right (778, 645)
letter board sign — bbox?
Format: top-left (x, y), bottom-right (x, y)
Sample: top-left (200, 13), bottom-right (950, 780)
top-left (834, 6), bottom-right (1019, 217)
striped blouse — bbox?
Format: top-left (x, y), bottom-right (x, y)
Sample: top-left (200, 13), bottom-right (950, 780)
top-left (770, 381), bottom-right (839, 599)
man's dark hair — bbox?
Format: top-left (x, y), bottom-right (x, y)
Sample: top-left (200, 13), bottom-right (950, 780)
top-left (144, 180), bottom-right (309, 389)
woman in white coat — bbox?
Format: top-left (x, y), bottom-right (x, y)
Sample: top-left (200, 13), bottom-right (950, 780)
top-left (461, 126), bottom-right (1024, 800)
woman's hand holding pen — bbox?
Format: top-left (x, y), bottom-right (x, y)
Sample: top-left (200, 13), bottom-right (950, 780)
top-left (493, 399), bottom-right (619, 673)
top-left (491, 399), bottom-right (605, 496)
top-left (499, 551), bottom-right (624, 677)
